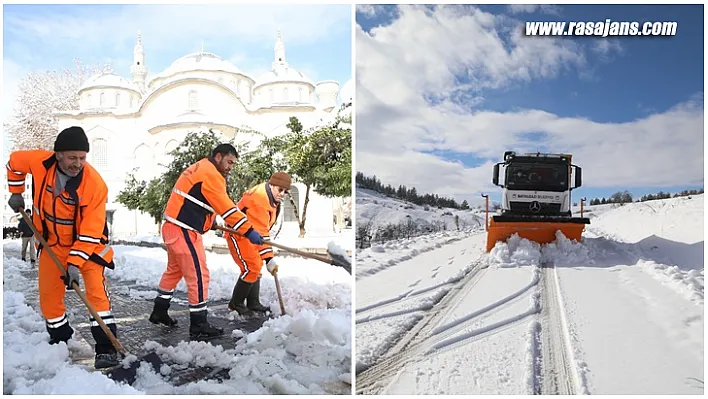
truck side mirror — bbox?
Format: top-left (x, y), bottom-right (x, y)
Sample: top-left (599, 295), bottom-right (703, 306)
top-left (493, 164), bottom-right (500, 186)
top-left (574, 166), bottom-right (582, 189)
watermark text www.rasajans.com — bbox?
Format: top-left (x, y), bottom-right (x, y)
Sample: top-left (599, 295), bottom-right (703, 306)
top-left (525, 20), bottom-right (677, 37)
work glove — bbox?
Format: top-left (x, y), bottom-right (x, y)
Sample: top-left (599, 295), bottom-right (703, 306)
top-left (8, 194), bottom-right (24, 213)
top-left (266, 258), bottom-right (278, 275)
top-left (246, 229), bottom-right (264, 245)
top-left (62, 264), bottom-right (81, 289)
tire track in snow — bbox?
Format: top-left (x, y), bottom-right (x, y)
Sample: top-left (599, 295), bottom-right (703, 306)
top-left (355, 257), bottom-right (488, 394)
top-left (426, 267), bottom-right (540, 347)
top-left (356, 235), bottom-right (475, 281)
top-left (539, 262), bottom-right (587, 395)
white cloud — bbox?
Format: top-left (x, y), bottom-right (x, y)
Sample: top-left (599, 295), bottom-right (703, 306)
top-left (507, 4), bottom-right (562, 16)
top-left (357, 5), bottom-right (380, 17)
top-left (591, 39), bottom-right (624, 61)
top-left (356, 5), bottom-right (704, 203)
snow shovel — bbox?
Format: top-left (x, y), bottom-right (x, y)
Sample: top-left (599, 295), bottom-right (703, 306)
top-left (215, 225), bottom-right (351, 273)
top-left (18, 209), bottom-right (164, 385)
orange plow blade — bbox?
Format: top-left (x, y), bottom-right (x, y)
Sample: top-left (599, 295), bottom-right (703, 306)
top-left (486, 217), bottom-right (589, 252)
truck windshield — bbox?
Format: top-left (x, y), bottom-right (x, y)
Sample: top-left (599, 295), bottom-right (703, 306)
top-left (505, 163), bottom-right (568, 191)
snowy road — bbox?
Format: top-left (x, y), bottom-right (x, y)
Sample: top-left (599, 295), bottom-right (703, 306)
top-left (354, 195), bottom-right (704, 395)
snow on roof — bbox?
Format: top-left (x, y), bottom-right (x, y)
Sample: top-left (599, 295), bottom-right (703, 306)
top-left (150, 52), bottom-right (248, 82)
top-left (78, 72), bottom-right (139, 93)
top-left (254, 65), bottom-right (314, 89)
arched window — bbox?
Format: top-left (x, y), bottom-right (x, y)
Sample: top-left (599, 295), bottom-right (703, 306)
top-left (283, 87), bottom-right (288, 102)
top-left (282, 186), bottom-right (300, 222)
top-left (92, 139), bottom-right (109, 170)
top-left (299, 87), bottom-right (304, 102)
top-left (269, 88), bottom-right (274, 103)
top-left (87, 94), bottom-right (92, 108)
top-left (99, 92), bottom-right (105, 106)
top-left (188, 90), bottom-right (198, 110)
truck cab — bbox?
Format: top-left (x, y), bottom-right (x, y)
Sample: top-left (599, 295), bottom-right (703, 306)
top-left (492, 151), bottom-right (582, 219)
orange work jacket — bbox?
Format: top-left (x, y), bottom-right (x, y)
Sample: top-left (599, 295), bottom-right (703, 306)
top-left (6, 150), bottom-right (115, 269)
top-left (163, 158), bottom-right (254, 236)
top-left (229, 182), bottom-right (281, 260)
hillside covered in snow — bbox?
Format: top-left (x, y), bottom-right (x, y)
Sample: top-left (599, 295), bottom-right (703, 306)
top-left (356, 188), bottom-right (485, 246)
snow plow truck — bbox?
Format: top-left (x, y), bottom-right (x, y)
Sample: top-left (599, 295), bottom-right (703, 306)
top-left (485, 151), bottom-right (590, 252)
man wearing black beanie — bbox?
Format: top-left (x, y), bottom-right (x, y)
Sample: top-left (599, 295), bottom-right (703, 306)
top-left (6, 126), bottom-right (121, 369)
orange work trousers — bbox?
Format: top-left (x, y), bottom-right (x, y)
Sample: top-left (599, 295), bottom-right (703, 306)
top-left (158, 222), bottom-right (210, 309)
top-left (38, 244), bottom-right (112, 324)
top-left (226, 234), bottom-right (263, 283)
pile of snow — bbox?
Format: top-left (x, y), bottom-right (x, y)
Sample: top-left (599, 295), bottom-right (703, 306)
top-left (2, 239), bottom-right (352, 394)
top-left (488, 232), bottom-right (592, 269)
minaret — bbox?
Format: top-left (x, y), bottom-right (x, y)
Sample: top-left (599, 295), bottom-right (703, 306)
top-left (130, 31), bottom-right (147, 92)
top-left (272, 30), bottom-right (288, 71)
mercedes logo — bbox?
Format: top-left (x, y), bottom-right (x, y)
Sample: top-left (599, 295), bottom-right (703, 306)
top-left (529, 201), bottom-right (541, 213)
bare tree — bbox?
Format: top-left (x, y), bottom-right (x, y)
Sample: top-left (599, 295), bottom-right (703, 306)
top-left (5, 58), bottom-right (112, 150)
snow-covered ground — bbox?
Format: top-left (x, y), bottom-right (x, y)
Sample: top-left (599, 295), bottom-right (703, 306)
top-left (3, 237), bottom-right (352, 394)
top-left (355, 191), bottom-right (704, 395)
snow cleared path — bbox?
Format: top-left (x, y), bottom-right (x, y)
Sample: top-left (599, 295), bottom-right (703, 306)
top-left (3, 240), bottom-right (352, 395)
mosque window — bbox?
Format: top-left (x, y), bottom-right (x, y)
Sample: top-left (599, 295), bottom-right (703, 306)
top-left (87, 94), bottom-right (92, 108)
top-left (283, 87), bottom-right (288, 102)
top-left (115, 93), bottom-right (121, 107)
top-left (92, 139), bottom-right (109, 170)
top-left (299, 87), bottom-right (303, 102)
top-left (188, 90), bottom-right (198, 110)
top-left (99, 92), bottom-right (105, 106)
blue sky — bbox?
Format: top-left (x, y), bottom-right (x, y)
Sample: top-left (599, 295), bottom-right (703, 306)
top-left (355, 4), bottom-right (704, 206)
top-left (3, 3), bottom-right (352, 157)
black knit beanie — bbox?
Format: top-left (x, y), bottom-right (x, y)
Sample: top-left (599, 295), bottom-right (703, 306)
top-left (54, 126), bottom-right (90, 152)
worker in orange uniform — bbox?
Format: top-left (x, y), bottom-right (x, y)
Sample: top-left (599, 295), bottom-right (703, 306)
top-left (149, 144), bottom-right (264, 338)
top-left (225, 171), bottom-right (291, 317)
top-left (6, 126), bottom-right (120, 369)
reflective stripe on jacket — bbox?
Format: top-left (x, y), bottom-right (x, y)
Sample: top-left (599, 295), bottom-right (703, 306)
top-left (163, 158), bottom-right (254, 236)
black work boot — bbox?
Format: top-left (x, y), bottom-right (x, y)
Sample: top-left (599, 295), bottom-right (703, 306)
top-left (91, 322), bottom-right (121, 369)
top-left (189, 310), bottom-right (223, 339)
top-left (94, 352), bottom-right (121, 369)
top-left (247, 277), bottom-right (270, 313)
top-left (149, 297), bottom-right (178, 327)
top-left (227, 279), bottom-right (254, 317)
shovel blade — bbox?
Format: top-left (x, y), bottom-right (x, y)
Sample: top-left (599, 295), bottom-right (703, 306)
top-left (105, 351), bottom-right (164, 385)
top-left (328, 252), bottom-right (351, 273)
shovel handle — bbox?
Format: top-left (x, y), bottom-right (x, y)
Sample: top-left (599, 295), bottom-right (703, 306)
top-left (18, 209), bottom-right (127, 356)
top-left (215, 225), bottom-right (336, 265)
top-left (273, 271), bottom-right (286, 315)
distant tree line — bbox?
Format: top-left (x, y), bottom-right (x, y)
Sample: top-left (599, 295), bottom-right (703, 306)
top-left (588, 188), bottom-right (704, 206)
top-left (356, 172), bottom-right (470, 210)
top-left (356, 214), bottom-right (463, 249)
